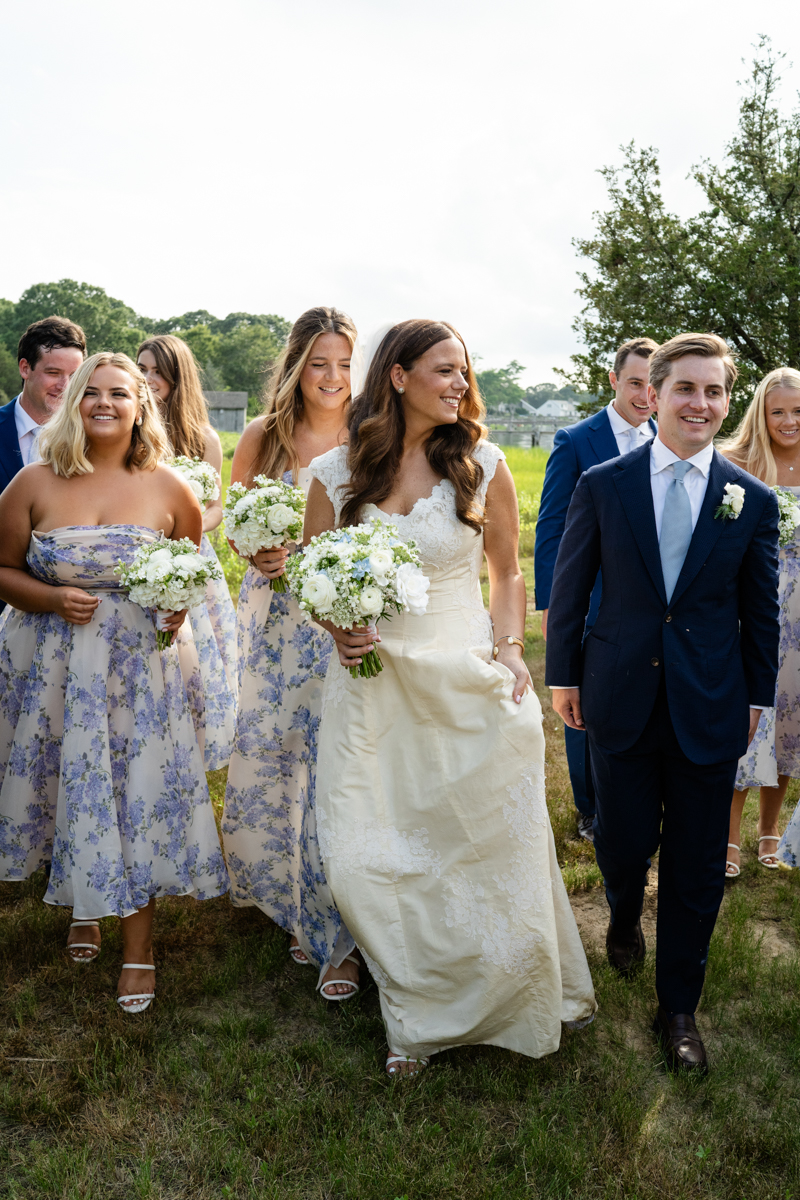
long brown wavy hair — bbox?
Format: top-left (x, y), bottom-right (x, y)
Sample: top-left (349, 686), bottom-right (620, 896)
top-left (340, 320), bottom-right (487, 531)
top-left (137, 334), bottom-right (209, 459)
top-left (250, 306), bottom-right (357, 482)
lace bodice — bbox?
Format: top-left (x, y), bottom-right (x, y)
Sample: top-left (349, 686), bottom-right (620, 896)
top-left (309, 441), bottom-right (505, 573)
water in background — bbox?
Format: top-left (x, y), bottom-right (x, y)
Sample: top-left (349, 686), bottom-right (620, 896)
top-left (488, 429), bottom-right (536, 449)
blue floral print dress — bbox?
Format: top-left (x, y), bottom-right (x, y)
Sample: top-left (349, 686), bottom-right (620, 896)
top-left (0, 525), bottom-right (229, 918)
top-left (177, 533), bottom-right (238, 771)
top-left (221, 470), bottom-right (354, 977)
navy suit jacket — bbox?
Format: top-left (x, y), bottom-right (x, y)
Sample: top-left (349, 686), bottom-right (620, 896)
top-left (0, 397), bottom-right (23, 493)
top-left (545, 443), bottom-right (780, 765)
top-left (534, 407), bottom-right (657, 622)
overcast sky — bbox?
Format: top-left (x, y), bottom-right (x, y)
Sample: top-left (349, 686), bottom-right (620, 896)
top-left (2, 0), bottom-right (798, 385)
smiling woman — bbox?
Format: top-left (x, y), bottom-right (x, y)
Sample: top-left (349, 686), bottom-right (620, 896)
top-left (0, 351), bottom-right (229, 1016)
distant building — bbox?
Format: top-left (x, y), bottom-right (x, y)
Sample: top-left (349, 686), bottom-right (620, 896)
top-left (203, 391), bottom-right (248, 434)
top-left (535, 398), bottom-right (580, 418)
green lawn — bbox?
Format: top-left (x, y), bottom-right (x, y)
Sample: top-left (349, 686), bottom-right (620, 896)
top-left (2, 442), bottom-right (800, 1198)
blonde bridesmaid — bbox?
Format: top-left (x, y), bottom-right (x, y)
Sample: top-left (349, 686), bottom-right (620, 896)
top-left (222, 307), bottom-right (361, 998)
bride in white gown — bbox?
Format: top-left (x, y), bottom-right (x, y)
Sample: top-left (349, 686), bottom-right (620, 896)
top-left (305, 319), bottom-right (596, 1076)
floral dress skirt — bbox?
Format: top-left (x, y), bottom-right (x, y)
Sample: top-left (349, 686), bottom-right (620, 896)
top-left (221, 468), bottom-right (354, 977)
top-left (0, 525), bottom-right (229, 918)
top-left (176, 533), bottom-right (238, 772)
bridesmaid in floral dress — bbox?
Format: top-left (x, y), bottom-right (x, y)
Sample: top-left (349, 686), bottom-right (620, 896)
top-left (0, 352), bottom-right (228, 1012)
top-left (222, 307), bottom-right (361, 998)
top-left (719, 368), bottom-right (800, 875)
top-left (137, 335), bottom-right (237, 770)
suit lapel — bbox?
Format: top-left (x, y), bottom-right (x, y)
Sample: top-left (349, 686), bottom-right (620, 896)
top-left (586, 409), bottom-right (619, 465)
top-left (668, 450), bottom-right (730, 608)
top-left (612, 445), bottom-right (666, 604)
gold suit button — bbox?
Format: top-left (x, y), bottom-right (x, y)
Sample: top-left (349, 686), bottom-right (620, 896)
top-left (651, 657), bottom-right (660, 667)
top-left (665, 614), bottom-right (672, 623)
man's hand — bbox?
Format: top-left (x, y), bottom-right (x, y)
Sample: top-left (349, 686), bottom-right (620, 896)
top-left (747, 707), bottom-right (761, 747)
top-left (551, 686), bottom-right (584, 730)
top-left (540, 608), bottom-right (548, 642)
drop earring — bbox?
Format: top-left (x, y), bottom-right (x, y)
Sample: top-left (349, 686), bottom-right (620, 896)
top-left (135, 414), bottom-right (143, 426)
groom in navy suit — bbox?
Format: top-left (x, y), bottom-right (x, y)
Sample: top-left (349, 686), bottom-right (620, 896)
top-left (535, 337), bottom-right (658, 840)
top-left (0, 316), bottom-right (86, 493)
top-left (546, 333), bottom-right (780, 1072)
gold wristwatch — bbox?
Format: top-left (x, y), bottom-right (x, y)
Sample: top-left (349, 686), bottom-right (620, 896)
top-left (493, 635), bottom-right (525, 658)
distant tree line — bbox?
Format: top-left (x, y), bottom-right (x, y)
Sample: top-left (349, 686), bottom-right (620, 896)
top-left (0, 279), bottom-right (291, 415)
top-left (473, 359), bottom-right (594, 416)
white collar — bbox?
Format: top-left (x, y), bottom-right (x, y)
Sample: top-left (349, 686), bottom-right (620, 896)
top-left (14, 396), bottom-right (41, 437)
top-left (606, 399), bottom-right (650, 438)
top-left (650, 433), bottom-right (714, 479)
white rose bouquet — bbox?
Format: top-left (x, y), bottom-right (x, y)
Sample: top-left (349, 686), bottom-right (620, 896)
top-left (773, 486), bottom-right (800, 548)
top-left (167, 456), bottom-right (220, 511)
top-left (284, 520), bottom-right (430, 678)
top-left (223, 475), bottom-right (306, 593)
top-left (115, 538), bottom-right (224, 649)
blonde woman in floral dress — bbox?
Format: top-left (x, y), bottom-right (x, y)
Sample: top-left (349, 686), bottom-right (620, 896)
top-left (222, 307), bottom-right (361, 998)
top-left (137, 335), bottom-right (237, 770)
top-left (0, 352), bottom-right (228, 1011)
top-left (719, 368), bottom-right (800, 874)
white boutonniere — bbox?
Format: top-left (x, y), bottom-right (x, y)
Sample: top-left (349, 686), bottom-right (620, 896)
top-left (715, 482), bottom-right (745, 521)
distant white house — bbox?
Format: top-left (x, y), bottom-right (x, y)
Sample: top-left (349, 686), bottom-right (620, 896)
top-left (535, 398), bottom-right (580, 419)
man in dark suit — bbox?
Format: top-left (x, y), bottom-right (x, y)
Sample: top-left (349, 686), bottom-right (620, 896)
top-left (535, 337), bottom-right (658, 841)
top-left (545, 333), bottom-right (780, 1073)
top-left (0, 316), bottom-right (86, 492)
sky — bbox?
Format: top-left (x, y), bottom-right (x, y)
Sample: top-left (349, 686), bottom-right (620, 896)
top-left (1, 0), bottom-right (799, 387)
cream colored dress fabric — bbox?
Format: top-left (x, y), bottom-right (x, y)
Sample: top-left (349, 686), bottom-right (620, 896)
top-left (311, 442), bottom-right (596, 1060)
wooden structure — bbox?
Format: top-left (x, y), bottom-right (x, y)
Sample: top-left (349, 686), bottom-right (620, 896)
top-left (203, 392), bottom-right (248, 434)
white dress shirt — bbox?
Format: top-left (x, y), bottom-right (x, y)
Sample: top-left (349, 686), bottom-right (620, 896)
top-left (606, 400), bottom-right (654, 457)
top-left (649, 434), bottom-right (713, 540)
top-left (13, 396), bottom-right (44, 467)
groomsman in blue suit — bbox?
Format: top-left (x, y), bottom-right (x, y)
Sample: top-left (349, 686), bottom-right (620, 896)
top-left (0, 316), bottom-right (86, 493)
top-left (534, 337), bottom-right (658, 841)
top-left (545, 333), bottom-right (780, 1072)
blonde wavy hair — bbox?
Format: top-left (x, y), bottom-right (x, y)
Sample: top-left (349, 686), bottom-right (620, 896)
top-left (249, 306), bottom-right (357, 482)
top-left (40, 351), bottom-right (168, 477)
top-left (717, 367), bottom-right (800, 485)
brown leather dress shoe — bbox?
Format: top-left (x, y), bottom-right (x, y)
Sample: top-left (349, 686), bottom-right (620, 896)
top-left (605, 919), bottom-right (645, 976)
top-left (652, 1008), bottom-right (708, 1074)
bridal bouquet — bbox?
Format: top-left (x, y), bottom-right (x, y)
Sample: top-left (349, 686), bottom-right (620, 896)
top-left (223, 475), bottom-right (306, 592)
top-left (773, 486), bottom-right (800, 548)
top-left (115, 538), bottom-right (224, 649)
top-left (285, 520), bottom-right (430, 678)
top-left (167, 456), bottom-right (220, 511)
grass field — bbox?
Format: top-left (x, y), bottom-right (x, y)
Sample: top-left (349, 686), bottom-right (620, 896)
top-left (2, 443), bottom-right (800, 1199)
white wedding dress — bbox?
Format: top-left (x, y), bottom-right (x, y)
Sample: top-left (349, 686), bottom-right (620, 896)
top-left (310, 442), bottom-right (596, 1060)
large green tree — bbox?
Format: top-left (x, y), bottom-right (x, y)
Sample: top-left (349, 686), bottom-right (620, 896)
top-left (474, 359), bottom-right (527, 411)
top-left (0, 279), bottom-right (146, 359)
top-left (563, 39), bottom-right (800, 425)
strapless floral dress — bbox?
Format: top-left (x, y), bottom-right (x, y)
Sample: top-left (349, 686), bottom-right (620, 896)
top-left (0, 525), bottom-right (229, 919)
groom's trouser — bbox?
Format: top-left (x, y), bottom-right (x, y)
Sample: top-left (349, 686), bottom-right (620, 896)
top-left (588, 681), bottom-right (738, 1014)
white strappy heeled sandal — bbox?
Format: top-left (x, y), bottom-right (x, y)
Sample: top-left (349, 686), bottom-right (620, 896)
top-left (289, 940), bottom-right (311, 965)
top-left (758, 835), bottom-right (782, 869)
top-left (386, 1053), bottom-right (429, 1078)
top-left (117, 963), bottom-right (156, 1014)
top-left (725, 843), bottom-right (741, 879)
top-left (317, 954), bottom-right (360, 1001)
top-left (67, 920), bottom-right (102, 962)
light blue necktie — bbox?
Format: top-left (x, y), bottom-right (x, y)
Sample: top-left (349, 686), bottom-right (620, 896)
top-left (659, 461), bottom-right (693, 603)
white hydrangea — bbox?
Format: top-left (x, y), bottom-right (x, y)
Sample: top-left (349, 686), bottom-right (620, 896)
top-left (167, 456), bottom-right (220, 512)
top-left (223, 475), bottom-right (306, 557)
